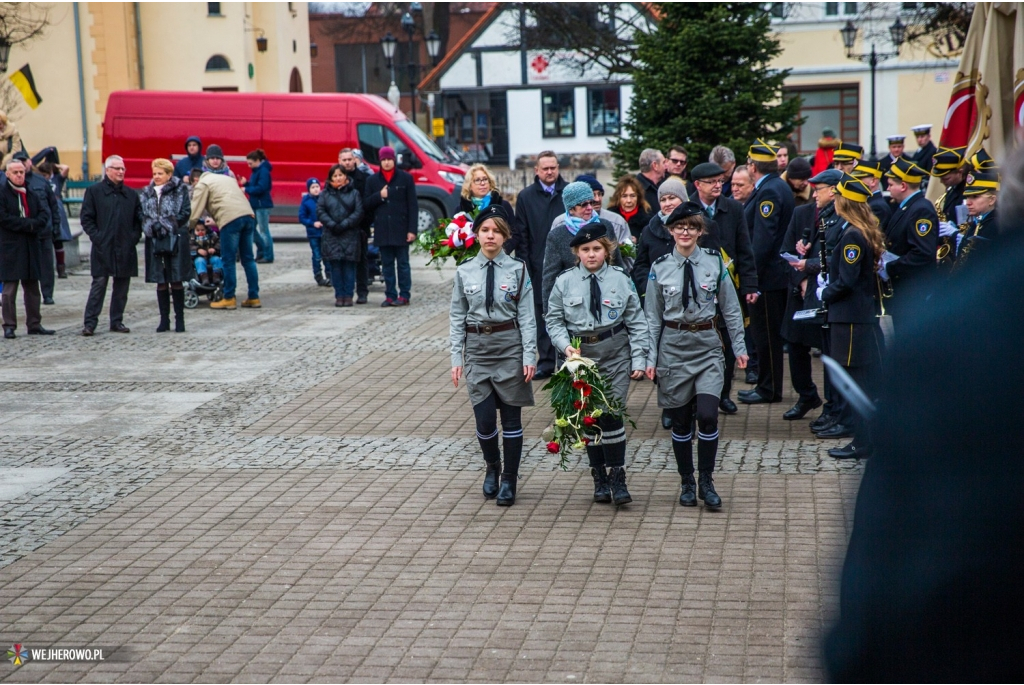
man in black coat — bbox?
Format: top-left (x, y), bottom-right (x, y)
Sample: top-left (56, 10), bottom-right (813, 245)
top-left (737, 141), bottom-right (795, 405)
top-left (80, 155), bottom-right (143, 335)
top-left (0, 159), bottom-right (51, 338)
top-left (339, 147), bottom-right (371, 304)
top-left (689, 162), bottom-right (758, 414)
top-left (364, 146), bottom-right (418, 307)
top-left (17, 152), bottom-right (61, 305)
top-left (824, 166), bottom-right (1024, 680)
top-left (513, 151), bottom-right (567, 378)
top-left (881, 157), bottom-right (937, 327)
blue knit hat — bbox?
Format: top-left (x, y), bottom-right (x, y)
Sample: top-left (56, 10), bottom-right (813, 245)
top-left (575, 173), bottom-right (604, 194)
top-left (306, 177), bottom-right (320, 190)
top-left (562, 181), bottom-right (595, 211)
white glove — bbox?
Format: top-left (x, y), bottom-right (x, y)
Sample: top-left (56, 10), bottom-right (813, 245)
top-left (956, 232), bottom-right (965, 249)
top-left (878, 261), bottom-right (890, 282)
top-left (816, 273), bottom-right (828, 288)
top-left (816, 285), bottom-right (825, 300)
top-left (938, 221), bottom-right (958, 238)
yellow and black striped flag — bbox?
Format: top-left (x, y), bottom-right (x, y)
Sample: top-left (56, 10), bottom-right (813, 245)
top-left (9, 64), bottom-right (42, 110)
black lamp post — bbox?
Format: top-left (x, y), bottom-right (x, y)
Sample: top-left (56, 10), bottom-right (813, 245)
top-left (0, 38), bottom-right (10, 73)
top-left (401, 9), bottom-right (419, 125)
top-left (426, 31), bottom-right (441, 66)
top-left (380, 32), bottom-right (399, 109)
top-left (841, 17), bottom-right (906, 159)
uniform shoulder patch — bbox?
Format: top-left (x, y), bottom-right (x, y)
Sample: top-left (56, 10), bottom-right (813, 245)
top-left (759, 201), bottom-right (774, 218)
top-left (701, 247), bottom-right (720, 256)
top-left (611, 265), bottom-right (626, 274)
top-left (558, 266), bottom-right (576, 277)
top-left (652, 253), bottom-right (672, 265)
top-left (915, 218), bottom-right (933, 237)
top-left (843, 244), bottom-right (861, 264)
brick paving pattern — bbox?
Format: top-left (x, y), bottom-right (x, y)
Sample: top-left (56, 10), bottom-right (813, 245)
top-left (0, 234), bottom-right (862, 682)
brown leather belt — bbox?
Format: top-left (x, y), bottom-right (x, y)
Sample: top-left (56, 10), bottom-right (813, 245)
top-left (570, 323), bottom-right (626, 345)
top-left (466, 320), bottom-right (518, 334)
top-left (664, 319), bottom-right (716, 332)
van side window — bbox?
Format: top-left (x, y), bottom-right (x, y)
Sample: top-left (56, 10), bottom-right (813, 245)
top-left (357, 123), bottom-right (410, 166)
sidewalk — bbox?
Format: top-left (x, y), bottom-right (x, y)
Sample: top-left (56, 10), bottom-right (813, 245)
top-left (0, 238), bottom-right (860, 683)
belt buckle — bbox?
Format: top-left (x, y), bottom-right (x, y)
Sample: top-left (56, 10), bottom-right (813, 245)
top-left (587, 335), bottom-right (599, 344)
top-left (483, 325), bottom-right (493, 334)
top-left (688, 322), bottom-right (699, 332)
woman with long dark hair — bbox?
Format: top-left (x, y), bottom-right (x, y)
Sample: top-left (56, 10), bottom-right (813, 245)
top-left (141, 158), bottom-right (192, 332)
top-left (817, 174), bottom-right (886, 460)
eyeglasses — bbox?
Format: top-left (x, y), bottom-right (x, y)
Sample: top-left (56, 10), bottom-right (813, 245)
top-left (108, 167), bottom-right (126, 172)
top-left (696, 178), bottom-right (724, 186)
top-left (670, 226), bottom-right (701, 234)
top-left (472, 177), bottom-right (490, 185)
top-left (668, 157), bottom-right (686, 165)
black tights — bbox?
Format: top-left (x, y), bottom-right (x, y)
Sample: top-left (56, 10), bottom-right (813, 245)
top-left (472, 393), bottom-right (523, 476)
top-left (667, 394), bottom-right (720, 475)
top-left (157, 282), bottom-right (183, 292)
top-left (584, 414), bottom-right (627, 469)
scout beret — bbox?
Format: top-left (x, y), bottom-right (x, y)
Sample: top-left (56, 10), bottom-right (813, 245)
top-left (569, 222), bottom-right (608, 247)
top-left (664, 201), bottom-right (705, 226)
top-left (474, 203), bottom-right (510, 226)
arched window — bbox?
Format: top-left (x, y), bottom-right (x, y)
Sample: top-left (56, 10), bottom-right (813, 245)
top-left (289, 67), bottom-right (303, 93)
top-left (205, 55), bottom-right (231, 72)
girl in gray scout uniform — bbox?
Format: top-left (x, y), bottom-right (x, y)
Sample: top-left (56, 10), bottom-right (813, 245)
top-left (645, 202), bottom-right (749, 509)
top-left (450, 205), bottom-right (538, 506)
top-left (546, 223), bottom-right (647, 506)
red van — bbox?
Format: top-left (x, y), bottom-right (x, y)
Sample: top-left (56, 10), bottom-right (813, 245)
top-left (102, 90), bottom-right (466, 228)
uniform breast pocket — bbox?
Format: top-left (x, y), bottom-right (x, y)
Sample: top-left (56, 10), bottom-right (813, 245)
top-left (463, 283), bottom-right (483, 304)
top-left (601, 295), bottom-right (626, 321)
top-left (662, 285), bottom-right (682, 307)
top-left (698, 280), bottom-right (718, 304)
top-left (499, 281), bottom-right (519, 303)
top-left (563, 295), bottom-right (588, 326)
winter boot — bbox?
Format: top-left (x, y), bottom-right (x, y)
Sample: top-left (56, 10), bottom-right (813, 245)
top-left (171, 288), bottom-right (186, 332)
top-left (608, 467), bottom-right (632, 506)
top-left (679, 473), bottom-right (697, 507)
top-left (199, 271), bottom-right (210, 285)
top-left (56, 264), bottom-right (67, 279)
top-left (314, 273), bottom-right (327, 286)
top-left (156, 289), bottom-right (171, 332)
top-left (496, 474), bottom-right (517, 506)
top-left (483, 459), bottom-right (501, 499)
top-left (591, 467), bottom-right (611, 503)
top-left (698, 471), bottom-right (722, 508)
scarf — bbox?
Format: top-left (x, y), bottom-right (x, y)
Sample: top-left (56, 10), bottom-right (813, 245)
top-left (471, 193), bottom-right (492, 214)
top-left (619, 205), bottom-right (639, 222)
top-left (382, 168), bottom-right (395, 184)
top-left (7, 180), bottom-right (27, 217)
top-left (564, 211), bottom-right (599, 236)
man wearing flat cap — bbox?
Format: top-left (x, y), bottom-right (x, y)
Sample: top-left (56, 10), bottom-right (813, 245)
top-left (882, 157), bottom-right (938, 325)
top-left (690, 161), bottom-right (758, 414)
top-left (737, 140), bottom-right (795, 405)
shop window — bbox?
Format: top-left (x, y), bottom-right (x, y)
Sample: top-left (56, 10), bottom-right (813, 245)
top-left (587, 87), bottom-right (620, 136)
top-left (542, 89), bottom-right (575, 138)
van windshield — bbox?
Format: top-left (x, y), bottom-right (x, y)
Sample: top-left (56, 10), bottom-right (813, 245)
top-left (397, 120), bottom-right (449, 164)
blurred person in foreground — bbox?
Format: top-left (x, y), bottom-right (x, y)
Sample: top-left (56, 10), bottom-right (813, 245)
top-left (824, 147), bottom-right (1024, 681)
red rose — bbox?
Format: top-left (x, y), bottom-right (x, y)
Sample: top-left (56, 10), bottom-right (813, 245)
top-left (453, 214), bottom-right (469, 228)
top-left (572, 379), bottom-right (586, 390)
top-left (573, 400), bottom-right (584, 410)
top-left (582, 385), bottom-right (592, 397)
top-left (583, 437), bottom-right (591, 445)
top-left (583, 416), bottom-right (596, 427)
top-left (546, 441), bottom-right (560, 454)
top-left (464, 236), bottom-right (475, 248)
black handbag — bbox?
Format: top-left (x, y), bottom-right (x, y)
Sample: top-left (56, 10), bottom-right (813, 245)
top-left (152, 231), bottom-right (177, 257)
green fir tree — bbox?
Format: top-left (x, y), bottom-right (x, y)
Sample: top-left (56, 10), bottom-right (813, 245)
top-left (610, 3), bottom-right (802, 175)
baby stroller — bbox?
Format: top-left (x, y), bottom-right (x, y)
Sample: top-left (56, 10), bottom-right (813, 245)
top-left (366, 242), bottom-right (383, 284)
top-left (183, 274), bottom-right (223, 308)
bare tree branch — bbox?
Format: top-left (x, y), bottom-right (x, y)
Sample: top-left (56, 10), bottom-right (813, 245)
top-left (0, 2), bottom-right (49, 46)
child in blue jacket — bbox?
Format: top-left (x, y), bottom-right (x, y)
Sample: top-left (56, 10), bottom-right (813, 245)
top-left (299, 177), bottom-right (329, 286)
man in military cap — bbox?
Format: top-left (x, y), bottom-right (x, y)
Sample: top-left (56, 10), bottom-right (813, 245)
top-left (879, 135), bottom-right (908, 177)
top-left (882, 157), bottom-right (938, 325)
top-left (851, 160), bottom-right (892, 226)
top-left (831, 142), bottom-right (863, 174)
top-left (956, 168), bottom-right (999, 264)
top-left (690, 161), bottom-right (759, 414)
top-left (910, 125), bottom-right (936, 173)
top-left (737, 140), bottom-right (795, 404)
top-left (931, 146), bottom-right (969, 242)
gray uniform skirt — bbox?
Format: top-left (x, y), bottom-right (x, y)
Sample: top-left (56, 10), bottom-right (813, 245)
top-left (578, 328), bottom-right (632, 405)
top-left (464, 328), bottom-right (535, 407)
top-left (655, 327), bottom-right (725, 408)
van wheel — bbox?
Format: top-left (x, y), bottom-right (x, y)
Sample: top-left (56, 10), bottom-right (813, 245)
top-left (417, 200), bottom-right (443, 233)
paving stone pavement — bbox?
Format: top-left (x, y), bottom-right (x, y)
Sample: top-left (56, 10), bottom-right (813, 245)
top-left (0, 233), bottom-right (862, 682)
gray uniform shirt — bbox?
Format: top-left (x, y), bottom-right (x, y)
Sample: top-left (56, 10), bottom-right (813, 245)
top-left (546, 262), bottom-right (649, 372)
top-left (449, 251), bottom-right (538, 367)
top-left (644, 246), bottom-right (747, 368)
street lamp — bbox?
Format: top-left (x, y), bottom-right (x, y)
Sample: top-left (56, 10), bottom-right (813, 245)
top-left (426, 31), bottom-right (441, 66)
top-left (380, 32), bottom-right (400, 109)
top-left (0, 39), bottom-right (10, 73)
top-left (840, 18), bottom-right (906, 159)
top-left (401, 11), bottom-right (419, 125)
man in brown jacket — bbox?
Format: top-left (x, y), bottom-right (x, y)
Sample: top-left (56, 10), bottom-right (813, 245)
top-left (189, 170), bottom-right (259, 309)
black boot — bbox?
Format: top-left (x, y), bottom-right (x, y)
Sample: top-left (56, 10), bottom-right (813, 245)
top-left (496, 474), bottom-right (516, 506)
top-left (483, 459), bottom-right (501, 499)
top-left (679, 473), bottom-right (697, 506)
top-left (608, 466), bottom-right (632, 506)
top-left (591, 467), bottom-right (611, 503)
top-left (171, 289), bottom-right (186, 333)
top-left (314, 273), bottom-right (326, 286)
top-left (199, 271), bottom-right (210, 285)
top-left (156, 289), bottom-right (170, 332)
top-left (698, 471), bottom-right (722, 508)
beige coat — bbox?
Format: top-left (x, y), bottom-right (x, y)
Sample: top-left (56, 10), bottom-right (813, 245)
top-left (188, 172), bottom-right (253, 228)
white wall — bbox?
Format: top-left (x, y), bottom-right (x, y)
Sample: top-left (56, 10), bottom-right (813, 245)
top-left (506, 85), bottom-right (633, 168)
